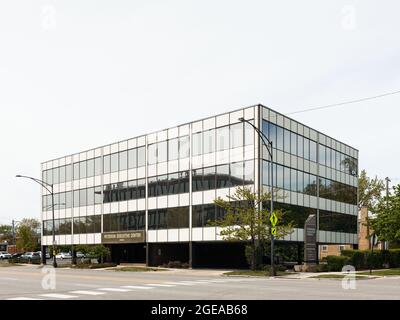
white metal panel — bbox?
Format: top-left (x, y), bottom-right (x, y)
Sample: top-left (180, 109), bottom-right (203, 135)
top-left (168, 127), bottom-right (179, 139)
top-left (65, 235), bottom-right (72, 245)
top-left (110, 203), bottom-right (119, 213)
top-left (203, 117), bottom-right (215, 130)
top-left (168, 160), bottom-right (179, 173)
top-left (168, 229), bottom-right (179, 242)
top-left (179, 124), bottom-right (190, 136)
top-left (192, 156), bottom-right (202, 169)
top-left (192, 121), bottom-right (202, 133)
top-left (157, 130), bottom-right (168, 142)
top-left (137, 199), bottom-right (146, 210)
top-left (203, 227), bottom-right (215, 241)
top-left (179, 158), bottom-right (189, 171)
top-left (73, 235), bottom-right (80, 244)
top-left (128, 138), bottom-right (137, 149)
top-left (192, 228), bottom-right (202, 241)
top-left (216, 113), bottom-right (229, 127)
top-left (137, 167), bottom-right (146, 179)
top-left (119, 201), bottom-right (128, 213)
top-left (79, 234), bottom-right (87, 244)
top-left (128, 169), bottom-right (137, 180)
top-left (203, 190), bottom-right (216, 204)
top-left (179, 228), bottom-right (189, 242)
top-left (148, 164), bottom-right (157, 177)
top-left (94, 233), bottom-right (101, 244)
top-left (87, 205), bottom-right (94, 216)
top-left (87, 234), bottom-right (94, 244)
top-left (168, 195), bottom-right (179, 208)
top-left (180, 193), bottom-right (189, 206)
top-left (158, 162), bottom-right (168, 175)
top-left (148, 197), bottom-right (157, 210)
top-left (158, 230), bottom-right (168, 242)
top-left (192, 192), bottom-right (203, 205)
top-left (119, 170), bottom-right (128, 182)
top-left (148, 230), bottom-right (157, 243)
top-left (158, 196), bottom-right (168, 209)
top-left (128, 200), bottom-right (137, 211)
top-left (111, 172), bottom-right (119, 184)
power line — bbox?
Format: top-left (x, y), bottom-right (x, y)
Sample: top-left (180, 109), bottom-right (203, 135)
top-left (285, 89), bottom-right (400, 115)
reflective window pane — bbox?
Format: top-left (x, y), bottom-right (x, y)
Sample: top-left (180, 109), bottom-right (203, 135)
top-left (79, 161), bottom-right (87, 179)
top-left (94, 157), bottom-right (102, 176)
top-left (168, 138), bottom-right (179, 160)
top-left (119, 151), bottom-right (128, 171)
top-left (158, 141), bottom-right (167, 163)
top-left (128, 148), bottom-right (137, 169)
top-left (59, 166), bottom-right (66, 183)
top-left (216, 126), bottom-right (230, 151)
top-left (87, 159), bottom-right (95, 177)
top-left (111, 153), bottom-right (119, 172)
top-left (230, 123), bottom-right (243, 149)
top-left (244, 121), bottom-right (254, 146)
top-left (203, 129), bottom-right (215, 154)
top-left (137, 146), bottom-right (145, 167)
top-left (148, 144), bottom-right (157, 165)
top-left (103, 155), bottom-right (111, 174)
top-left (179, 136), bottom-right (190, 158)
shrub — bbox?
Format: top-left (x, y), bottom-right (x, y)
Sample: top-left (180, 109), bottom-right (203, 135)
top-left (315, 264), bottom-right (328, 273)
top-left (340, 249), bottom-right (400, 270)
top-left (326, 256), bottom-right (350, 272)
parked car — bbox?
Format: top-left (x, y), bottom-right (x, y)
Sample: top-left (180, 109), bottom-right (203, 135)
top-left (11, 253), bottom-right (23, 259)
top-left (76, 252), bottom-right (86, 258)
top-left (0, 251), bottom-right (12, 260)
top-left (21, 252), bottom-right (41, 262)
top-left (56, 252), bottom-right (72, 259)
top-left (45, 252), bottom-right (51, 259)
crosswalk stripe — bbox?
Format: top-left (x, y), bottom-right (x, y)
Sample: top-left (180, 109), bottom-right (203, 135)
top-left (70, 290), bottom-right (105, 296)
top-left (121, 285), bottom-right (154, 290)
top-left (97, 288), bottom-right (131, 292)
top-left (7, 297), bottom-right (43, 300)
top-left (40, 293), bottom-right (78, 299)
top-left (146, 283), bottom-right (176, 287)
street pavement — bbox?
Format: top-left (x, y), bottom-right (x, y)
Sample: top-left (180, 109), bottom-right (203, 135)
top-left (0, 265), bottom-right (399, 300)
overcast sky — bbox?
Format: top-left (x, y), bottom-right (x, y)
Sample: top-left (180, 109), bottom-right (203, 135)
top-left (1, 0), bottom-right (399, 224)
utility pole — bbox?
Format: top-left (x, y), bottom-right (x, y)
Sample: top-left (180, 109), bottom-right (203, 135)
top-left (385, 177), bottom-right (391, 250)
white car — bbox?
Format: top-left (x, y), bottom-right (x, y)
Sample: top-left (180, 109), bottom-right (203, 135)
top-left (0, 251), bottom-right (12, 260)
top-left (56, 252), bottom-right (72, 259)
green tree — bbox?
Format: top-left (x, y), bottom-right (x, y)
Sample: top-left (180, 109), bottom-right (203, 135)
top-left (358, 169), bottom-right (385, 211)
top-left (88, 245), bottom-right (110, 264)
top-left (0, 224), bottom-right (13, 244)
top-left (213, 186), bottom-right (293, 271)
top-left (16, 218), bottom-right (41, 252)
top-left (369, 184), bottom-right (400, 244)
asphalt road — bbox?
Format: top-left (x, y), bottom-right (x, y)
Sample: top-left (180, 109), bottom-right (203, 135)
top-left (0, 265), bottom-right (399, 300)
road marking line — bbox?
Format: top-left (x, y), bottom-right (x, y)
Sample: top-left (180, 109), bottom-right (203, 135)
top-left (146, 283), bottom-right (176, 287)
top-left (164, 282), bottom-right (195, 286)
top-left (40, 293), bottom-right (78, 299)
top-left (70, 290), bottom-right (105, 296)
top-left (97, 288), bottom-right (131, 292)
top-left (121, 286), bottom-right (154, 290)
top-left (7, 297), bottom-right (43, 300)
top-left (1, 277), bottom-right (19, 281)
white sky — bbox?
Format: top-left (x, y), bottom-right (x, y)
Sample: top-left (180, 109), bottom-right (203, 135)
top-left (1, 0), bottom-right (399, 224)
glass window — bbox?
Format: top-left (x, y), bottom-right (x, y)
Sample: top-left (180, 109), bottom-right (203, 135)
top-left (157, 175), bottom-right (168, 196)
top-left (192, 168), bottom-right (203, 192)
top-left (216, 164), bottom-right (230, 189)
top-left (284, 166), bottom-right (291, 190)
top-left (111, 153), bottom-right (119, 172)
top-left (94, 186), bottom-right (102, 205)
top-left (192, 205), bottom-right (203, 227)
top-left (168, 173), bottom-right (179, 195)
top-left (310, 140), bottom-right (317, 162)
top-left (303, 173), bottom-right (310, 195)
top-left (304, 138), bottom-right (310, 160)
top-left (137, 179), bottom-right (146, 198)
top-left (53, 168), bottom-right (59, 184)
top-left (263, 160), bottom-right (270, 186)
top-left (148, 176), bottom-right (157, 197)
top-left (230, 123), bottom-right (243, 149)
top-left (148, 144), bottom-right (157, 165)
top-left (158, 141), bottom-right (167, 163)
top-left (103, 184), bottom-right (111, 203)
top-left (203, 129), bottom-right (215, 154)
top-left (203, 205), bottom-right (215, 226)
top-left (87, 187), bottom-right (95, 206)
top-left (203, 166), bottom-right (215, 190)
top-left (79, 189), bottom-right (87, 207)
top-left (297, 171), bottom-right (304, 193)
top-left (290, 169), bottom-right (297, 191)
top-left (230, 162), bottom-right (243, 186)
top-left (137, 146), bottom-right (145, 167)
top-left (276, 126), bottom-right (284, 150)
top-left (192, 133), bottom-right (202, 156)
top-left (269, 123), bottom-right (277, 148)
top-left (119, 151), bottom-right (128, 171)
top-left (284, 129), bottom-right (291, 153)
top-left (216, 126), bottom-right (229, 151)
top-left (59, 192), bottom-right (66, 209)
top-left (276, 164), bottom-right (284, 189)
top-left (128, 148), bottom-right (137, 169)
top-left (79, 161), bottom-right (87, 179)
top-left (297, 135), bottom-right (304, 158)
top-left (111, 183), bottom-right (119, 202)
top-left (73, 190), bottom-right (80, 208)
top-left (94, 157), bottom-right (102, 176)
top-left (127, 180), bottom-right (137, 200)
top-left (66, 191), bottom-right (72, 208)
top-left (103, 155), bottom-right (111, 174)
top-left (290, 132), bottom-right (297, 155)
top-left (168, 138), bottom-right (179, 160)
top-left (179, 171), bottom-right (190, 193)
top-left (118, 182), bottom-right (128, 201)
top-left (46, 169), bottom-right (53, 185)
top-left (59, 166), bottom-right (66, 183)
top-left (179, 136), bottom-right (190, 158)
top-left (87, 159), bottom-right (95, 177)
top-left (319, 145), bottom-right (326, 166)
top-left (244, 160), bottom-right (254, 185)
top-left (326, 148), bottom-right (332, 168)
top-left (66, 164), bottom-right (72, 182)
top-left (244, 121), bottom-right (254, 146)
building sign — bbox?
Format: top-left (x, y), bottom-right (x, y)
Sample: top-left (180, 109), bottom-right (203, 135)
top-left (101, 231), bottom-right (145, 244)
top-left (304, 214), bottom-right (317, 264)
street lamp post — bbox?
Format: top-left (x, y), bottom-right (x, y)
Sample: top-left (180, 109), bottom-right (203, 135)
top-left (238, 117), bottom-right (275, 277)
top-left (16, 175), bottom-right (57, 268)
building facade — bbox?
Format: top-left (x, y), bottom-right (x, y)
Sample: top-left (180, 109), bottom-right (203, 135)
top-left (40, 104), bottom-right (359, 267)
